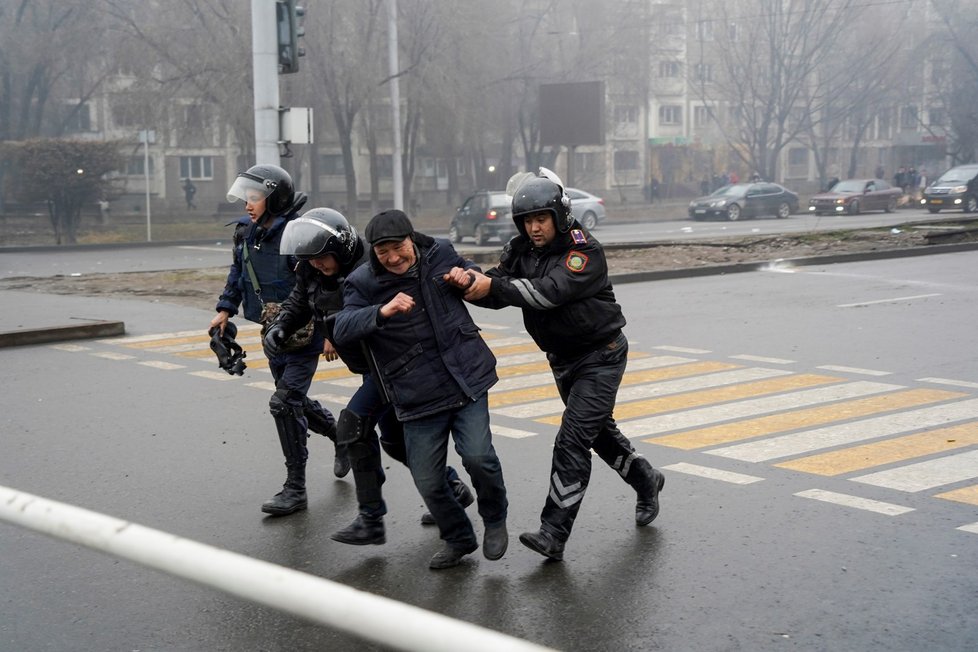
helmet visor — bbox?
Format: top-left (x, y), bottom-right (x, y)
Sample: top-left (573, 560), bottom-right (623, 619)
top-left (280, 216), bottom-right (344, 259)
top-left (226, 174), bottom-right (273, 204)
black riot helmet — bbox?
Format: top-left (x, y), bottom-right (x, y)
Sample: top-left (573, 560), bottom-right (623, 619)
top-left (280, 207), bottom-right (360, 265)
top-left (510, 167), bottom-right (573, 235)
top-left (226, 164), bottom-right (296, 218)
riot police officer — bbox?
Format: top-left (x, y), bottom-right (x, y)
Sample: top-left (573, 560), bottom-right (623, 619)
top-left (266, 208), bottom-right (473, 544)
top-left (446, 169), bottom-right (665, 561)
top-left (210, 165), bottom-right (348, 517)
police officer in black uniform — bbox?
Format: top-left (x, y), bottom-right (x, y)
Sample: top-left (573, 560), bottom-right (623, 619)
top-left (265, 208), bottom-right (473, 544)
top-left (211, 165), bottom-right (348, 517)
top-left (446, 168), bottom-right (665, 561)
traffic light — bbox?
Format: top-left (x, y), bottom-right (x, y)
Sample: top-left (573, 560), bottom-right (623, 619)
top-left (276, 0), bottom-right (305, 74)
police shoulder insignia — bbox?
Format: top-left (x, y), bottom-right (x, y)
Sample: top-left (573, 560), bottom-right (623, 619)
top-left (571, 229), bottom-right (587, 245)
top-left (565, 250), bottom-right (589, 272)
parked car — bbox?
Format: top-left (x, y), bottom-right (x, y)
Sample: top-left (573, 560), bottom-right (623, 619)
top-left (920, 164), bottom-right (978, 213)
top-left (448, 190), bottom-right (516, 245)
top-left (807, 178), bottom-right (902, 215)
top-left (565, 187), bottom-right (606, 230)
top-left (688, 182), bottom-right (799, 221)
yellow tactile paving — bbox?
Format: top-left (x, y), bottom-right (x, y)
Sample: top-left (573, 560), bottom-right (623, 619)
top-left (537, 373), bottom-right (843, 426)
top-left (489, 342), bottom-right (545, 356)
top-left (775, 420), bottom-right (978, 476)
top-left (490, 360), bottom-right (740, 408)
top-left (648, 388), bottom-right (964, 450)
top-left (934, 484), bottom-right (978, 506)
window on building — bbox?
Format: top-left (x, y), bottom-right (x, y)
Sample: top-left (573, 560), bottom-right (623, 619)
top-left (112, 101), bottom-right (140, 128)
top-left (377, 155), bottom-right (393, 178)
top-left (695, 20), bottom-right (714, 41)
top-left (320, 154), bottom-right (345, 175)
top-left (183, 104), bottom-right (210, 140)
top-left (659, 105), bottom-right (683, 126)
top-left (574, 152), bottom-right (599, 172)
top-left (693, 63), bottom-right (713, 82)
top-left (877, 110), bottom-right (891, 139)
top-left (727, 22), bottom-right (739, 41)
top-left (179, 156), bottom-right (213, 180)
top-left (614, 150), bottom-right (639, 171)
top-left (63, 102), bottom-right (91, 133)
top-left (693, 105), bottom-right (714, 128)
top-left (615, 105), bottom-right (638, 124)
top-left (788, 148), bottom-right (808, 166)
top-left (659, 61), bottom-right (681, 78)
top-left (900, 105), bottom-right (918, 129)
top-left (928, 108), bottom-right (945, 127)
top-left (126, 156), bottom-right (155, 176)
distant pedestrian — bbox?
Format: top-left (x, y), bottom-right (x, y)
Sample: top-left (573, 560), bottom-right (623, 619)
top-left (183, 178), bottom-right (197, 210)
top-left (875, 165), bottom-right (885, 180)
top-left (649, 177), bottom-right (660, 204)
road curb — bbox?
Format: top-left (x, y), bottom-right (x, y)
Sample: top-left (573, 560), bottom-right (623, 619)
top-left (0, 320), bottom-right (125, 348)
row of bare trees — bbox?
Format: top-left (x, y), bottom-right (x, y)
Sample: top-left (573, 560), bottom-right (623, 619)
top-left (2, 0), bottom-right (978, 231)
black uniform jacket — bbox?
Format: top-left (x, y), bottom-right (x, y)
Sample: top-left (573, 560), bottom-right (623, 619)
top-left (478, 224), bottom-right (626, 359)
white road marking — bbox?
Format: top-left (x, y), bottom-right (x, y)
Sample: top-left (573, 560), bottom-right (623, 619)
top-left (247, 381), bottom-right (277, 391)
top-left (139, 361), bottom-right (186, 370)
top-left (918, 377), bottom-right (978, 389)
top-left (491, 425), bottom-right (539, 439)
top-left (795, 489), bottom-right (914, 516)
top-left (729, 354), bottom-right (795, 364)
top-left (621, 381), bottom-right (903, 438)
top-left (653, 345), bottom-right (711, 354)
top-left (308, 393), bottom-right (353, 406)
top-left (662, 462), bottom-right (763, 485)
top-left (176, 245), bottom-right (228, 252)
top-left (851, 450), bottom-right (978, 492)
top-left (957, 522), bottom-right (978, 535)
top-left (188, 370), bottom-right (238, 381)
top-left (495, 367), bottom-right (792, 419)
top-left (492, 355), bottom-right (696, 393)
top-left (90, 351), bottom-right (136, 360)
top-left (837, 293), bottom-right (941, 308)
top-left (816, 365), bottom-right (891, 376)
top-left (708, 397), bottom-right (978, 462)
top-left (49, 344), bottom-right (90, 352)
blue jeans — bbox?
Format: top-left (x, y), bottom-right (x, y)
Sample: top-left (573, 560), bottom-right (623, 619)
top-left (402, 394), bottom-right (508, 550)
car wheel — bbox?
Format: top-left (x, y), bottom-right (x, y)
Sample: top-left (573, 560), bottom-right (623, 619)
top-left (474, 224), bottom-right (489, 246)
top-left (580, 211), bottom-right (597, 230)
top-left (848, 200), bottom-right (860, 215)
top-left (448, 222), bottom-right (462, 244)
top-left (885, 197), bottom-right (897, 213)
top-left (928, 207), bottom-right (941, 214)
top-left (776, 202), bottom-right (790, 219)
top-left (965, 195), bottom-right (978, 213)
top-left (726, 204), bottom-right (741, 221)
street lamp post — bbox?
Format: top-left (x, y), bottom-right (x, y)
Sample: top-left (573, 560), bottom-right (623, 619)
top-left (138, 129), bottom-right (155, 242)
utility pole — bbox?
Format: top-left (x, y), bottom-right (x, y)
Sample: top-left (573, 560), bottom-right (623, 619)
top-left (387, 0), bottom-right (403, 210)
top-left (252, 0), bottom-right (280, 166)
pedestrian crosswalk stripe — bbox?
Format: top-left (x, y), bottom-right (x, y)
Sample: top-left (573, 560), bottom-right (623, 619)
top-left (481, 335), bottom-right (536, 347)
top-left (489, 342), bottom-right (544, 356)
top-left (491, 425), bottom-right (539, 439)
top-left (654, 345), bottom-right (711, 354)
top-left (100, 328), bottom-right (208, 343)
top-left (851, 449), bottom-right (978, 492)
top-left (647, 388), bottom-right (961, 450)
top-left (795, 489), bottom-right (914, 516)
top-left (816, 365), bottom-right (891, 376)
top-left (501, 367), bottom-right (794, 420)
top-left (188, 370), bottom-right (238, 381)
top-left (957, 522), bottom-right (978, 534)
top-left (490, 360), bottom-right (740, 409)
top-left (494, 352), bottom-right (550, 367)
top-left (491, 355), bottom-right (696, 394)
top-left (662, 462), bottom-right (763, 485)
top-left (308, 393), bottom-right (354, 406)
top-left (730, 354), bottom-right (795, 364)
top-left (50, 344), bottom-right (90, 352)
top-left (709, 397), bottom-right (978, 463)
top-left (122, 333), bottom-right (213, 349)
top-left (139, 361), bottom-right (186, 370)
top-left (933, 485), bottom-right (978, 507)
top-left (918, 377), bottom-right (978, 390)
top-left (607, 373), bottom-right (840, 423)
top-left (312, 366), bottom-right (357, 381)
top-left (774, 421), bottom-right (978, 476)
top-left (91, 351), bottom-right (136, 360)
top-left (629, 381), bottom-right (903, 441)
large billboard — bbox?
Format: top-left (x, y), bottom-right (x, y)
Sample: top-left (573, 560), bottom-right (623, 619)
top-left (539, 81), bottom-right (605, 147)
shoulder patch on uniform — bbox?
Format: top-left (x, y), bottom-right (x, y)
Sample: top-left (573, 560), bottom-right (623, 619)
top-left (565, 250), bottom-right (589, 273)
top-left (571, 229), bottom-right (587, 245)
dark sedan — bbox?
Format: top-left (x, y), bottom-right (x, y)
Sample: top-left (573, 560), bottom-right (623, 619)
top-left (688, 182), bottom-right (799, 221)
top-left (808, 178), bottom-right (901, 215)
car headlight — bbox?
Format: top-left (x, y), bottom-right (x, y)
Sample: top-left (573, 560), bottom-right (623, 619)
top-left (951, 185), bottom-right (968, 193)
top-left (835, 198), bottom-right (845, 204)
top-left (710, 199), bottom-right (727, 207)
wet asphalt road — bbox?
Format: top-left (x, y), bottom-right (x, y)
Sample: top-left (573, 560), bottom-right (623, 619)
top-left (1, 250), bottom-right (977, 650)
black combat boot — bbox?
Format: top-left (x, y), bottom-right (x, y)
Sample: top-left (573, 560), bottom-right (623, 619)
top-left (519, 529), bottom-right (565, 561)
top-left (333, 442), bottom-right (351, 478)
top-left (635, 466), bottom-right (665, 526)
top-left (261, 464), bottom-right (307, 516)
top-left (330, 513), bottom-right (386, 545)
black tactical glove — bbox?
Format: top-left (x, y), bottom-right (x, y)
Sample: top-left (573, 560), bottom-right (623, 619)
top-left (263, 324), bottom-right (288, 356)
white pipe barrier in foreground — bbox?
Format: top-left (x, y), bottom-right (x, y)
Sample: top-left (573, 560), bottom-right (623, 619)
top-left (0, 485), bottom-right (554, 652)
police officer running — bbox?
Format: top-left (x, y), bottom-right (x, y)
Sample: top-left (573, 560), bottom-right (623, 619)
top-left (210, 165), bottom-right (348, 517)
top-left (446, 168), bottom-right (665, 561)
top-left (264, 208), bottom-right (474, 545)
